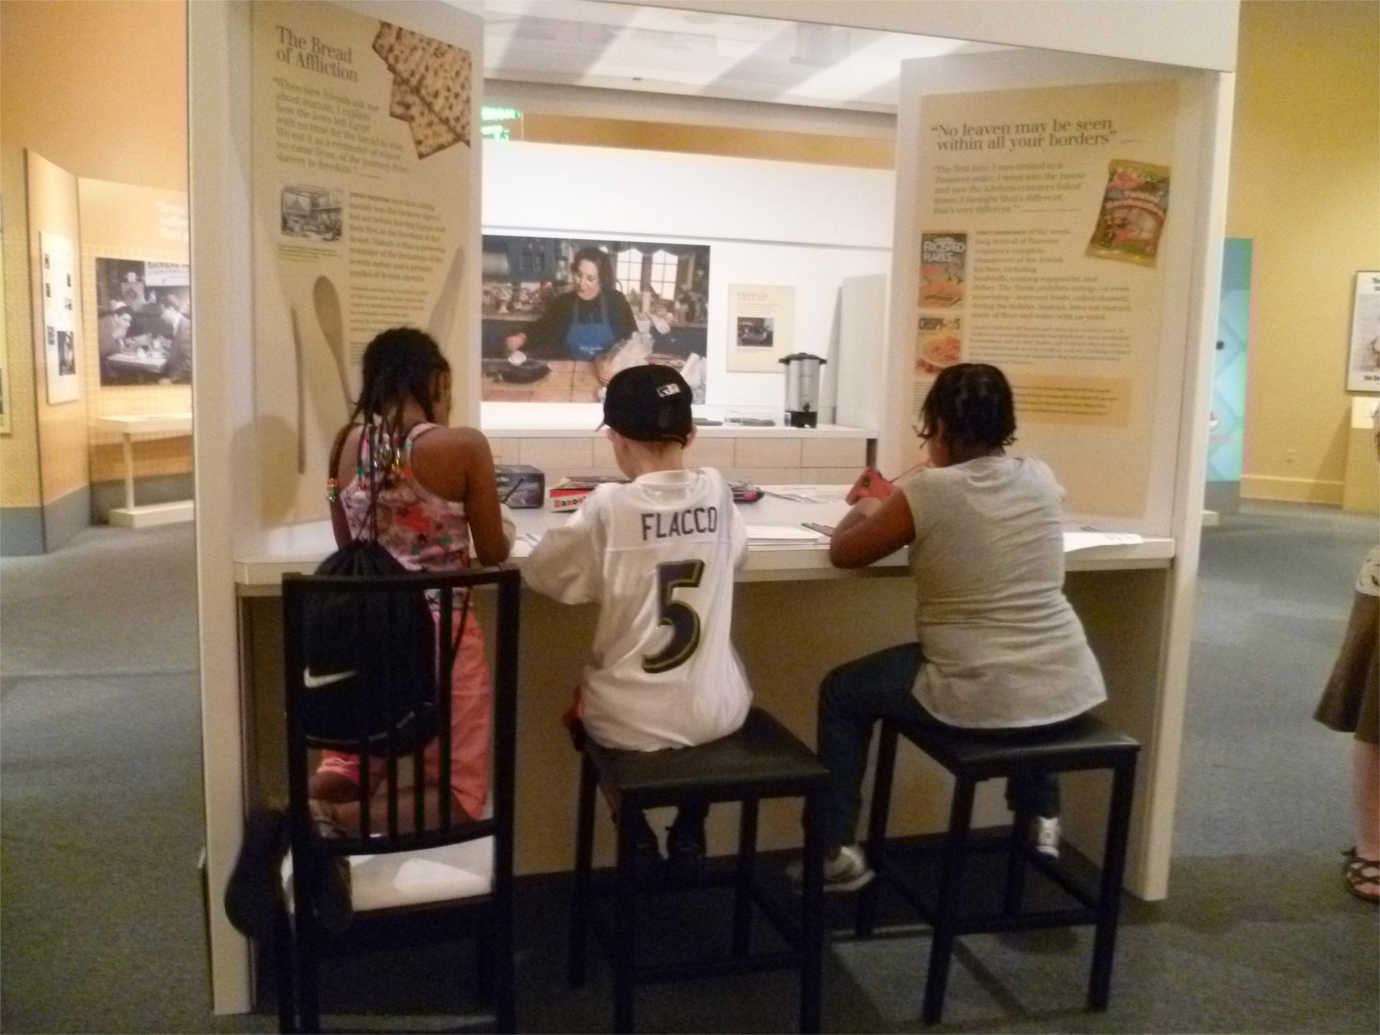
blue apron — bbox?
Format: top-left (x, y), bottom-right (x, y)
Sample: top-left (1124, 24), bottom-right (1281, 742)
top-left (564, 293), bottom-right (615, 360)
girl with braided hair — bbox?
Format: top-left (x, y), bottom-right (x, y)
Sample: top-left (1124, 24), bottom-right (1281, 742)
top-left (312, 326), bottom-right (511, 833)
top-left (791, 363), bottom-right (1107, 891)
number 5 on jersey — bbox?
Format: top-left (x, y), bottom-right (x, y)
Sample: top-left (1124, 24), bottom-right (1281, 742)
top-left (643, 560), bottom-right (705, 673)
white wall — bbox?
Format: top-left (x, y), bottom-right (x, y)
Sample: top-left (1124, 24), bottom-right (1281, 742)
top-left (607, 0), bottom-right (1239, 73)
top-left (481, 139), bottom-right (893, 414)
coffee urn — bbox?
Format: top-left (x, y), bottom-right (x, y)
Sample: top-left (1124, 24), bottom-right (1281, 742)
top-left (779, 352), bottom-right (827, 428)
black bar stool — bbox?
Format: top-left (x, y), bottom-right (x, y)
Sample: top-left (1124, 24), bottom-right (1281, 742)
top-left (856, 713), bottom-right (1139, 1023)
top-left (569, 707), bottom-right (830, 1033)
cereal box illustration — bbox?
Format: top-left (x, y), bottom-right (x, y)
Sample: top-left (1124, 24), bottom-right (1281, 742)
top-left (919, 232), bottom-right (966, 307)
top-left (1087, 160), bottom-right (1171, 266)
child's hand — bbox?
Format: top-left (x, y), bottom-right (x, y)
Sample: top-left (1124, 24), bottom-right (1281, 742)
top-left (846, 466), bottom-right (895, 505)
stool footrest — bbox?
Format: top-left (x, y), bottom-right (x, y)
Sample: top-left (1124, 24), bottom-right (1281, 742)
top-left (588, 879), bottom-right (805, 960)
top-left (635, 951), bottom-right (802, 985)
top-left (875, 843), bottom-right (1101, 922)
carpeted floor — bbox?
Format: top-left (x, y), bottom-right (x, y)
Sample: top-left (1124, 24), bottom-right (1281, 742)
top-left (2, 504), bottom-right (1377, 1033)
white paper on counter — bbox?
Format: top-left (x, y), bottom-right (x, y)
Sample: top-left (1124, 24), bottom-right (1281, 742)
top-left (746, 524), bottom-right (829, 545)
top-left (1063, 530), bottom-right (1145, 552)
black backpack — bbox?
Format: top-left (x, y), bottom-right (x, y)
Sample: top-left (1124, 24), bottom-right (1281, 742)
top-left (297, 424), bottom-right (463, 755)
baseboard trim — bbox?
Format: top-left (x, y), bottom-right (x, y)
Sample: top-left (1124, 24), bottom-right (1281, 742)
top-left (0, 506), bottom-right (45, 556)
top-left (42, 485), bottom-right (91, 552)
top-left (91, 473), bottom-right (196, 524)
top-left (1240, 475), bottom-right (1344, 506)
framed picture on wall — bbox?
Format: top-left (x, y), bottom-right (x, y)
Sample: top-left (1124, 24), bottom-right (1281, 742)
top-left (726, 283), bottom-right (794, 372)
top-left (480, 234), bottom-right (709, 403)
top-left (39, 231), bottom-right (79, 404)
top-left (93, 257), bottom-right (192, 386)
top-left (1345, 270), bottom-right (1380, 394)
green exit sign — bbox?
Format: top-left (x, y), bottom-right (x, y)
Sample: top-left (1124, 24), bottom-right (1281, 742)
top-left (481, 106), bottom-right (521, 122)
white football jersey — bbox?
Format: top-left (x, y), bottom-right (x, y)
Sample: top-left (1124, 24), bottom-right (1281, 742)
top-left (522, 467), bottom-right (752, 751)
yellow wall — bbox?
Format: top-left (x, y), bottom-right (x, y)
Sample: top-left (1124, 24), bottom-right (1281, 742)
top-left (1, 0), bottom-right (187, 511)
top-left (1228, 0), bottom-right (1380, 504)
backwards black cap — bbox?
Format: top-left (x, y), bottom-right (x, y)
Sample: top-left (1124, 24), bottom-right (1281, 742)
top-left (601, 364), bottom-right (694, 446)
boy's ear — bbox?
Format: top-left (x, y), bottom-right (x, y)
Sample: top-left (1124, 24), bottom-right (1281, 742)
top-left (685, 428), bottom-right (697, 449)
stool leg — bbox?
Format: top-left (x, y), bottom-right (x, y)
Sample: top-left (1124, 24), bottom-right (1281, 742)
top-left (613, 805), bottom-right (640, 1034)
top-left (923, 775), bottom-right (975, 1025)
top-left (800, 788), bottom-right (825, 1035)
top-left (296, 915), bottom-right (321, 1034)
top-left (476, 910), bottom-right (495, 1001)
top-left (734, 798), bottom-right (760, 958)
top-left (1004, 800), bottom-right (1032, 917)
top-left (272, 906), bottom-right (296, 1033)
top-left (856, 721), bottom-right (898, 938)
top-left (1089, 758), bottom-right (1137, 1010)
top-left (568, 754), bottom-right (597, 989)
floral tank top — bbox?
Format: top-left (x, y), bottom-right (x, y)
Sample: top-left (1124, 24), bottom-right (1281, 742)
top-left (338, 422), bottom-right (470, 573)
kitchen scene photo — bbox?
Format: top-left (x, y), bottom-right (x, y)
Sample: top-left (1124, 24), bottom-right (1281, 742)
top-left (95, 257), bottom-right (193, 386)
top-left (280, 185), bottom-right (344, 242)
top-left (481, 234), bottom-right (709, 402)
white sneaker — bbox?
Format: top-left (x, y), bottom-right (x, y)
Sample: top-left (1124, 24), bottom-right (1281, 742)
top-left (1034, 816), bottom-right (1061, 859)
top-left (787, 844), bottom-right (875, 893)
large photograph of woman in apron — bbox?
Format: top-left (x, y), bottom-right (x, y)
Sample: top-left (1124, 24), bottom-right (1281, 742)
top-left (481, 235), bottom-right (709, 403)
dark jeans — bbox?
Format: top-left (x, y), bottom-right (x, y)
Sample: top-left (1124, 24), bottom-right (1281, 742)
top-left (816, 643), bottom-right (1064, 854)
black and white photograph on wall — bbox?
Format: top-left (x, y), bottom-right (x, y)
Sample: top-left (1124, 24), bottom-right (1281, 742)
top-left (280, 185), bottom-right (344, 241)
top-left (726, 283), bottom-right (794, 372)
top-left (56, 332), bottom-right (76, 376)
top-left (40, 231), bottom-right (79, 404)
top-left (480, 234), bottom-right (709, 402)
top-left (736, 317), bottom-right (774, 347)
top-left (94, 257), bottom-right (193, 386)
top-left (1346, 270), bottom-right (1380, 393)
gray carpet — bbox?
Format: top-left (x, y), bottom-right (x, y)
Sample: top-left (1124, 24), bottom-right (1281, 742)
top-left (2, 509), bottom-right (1378, 1033)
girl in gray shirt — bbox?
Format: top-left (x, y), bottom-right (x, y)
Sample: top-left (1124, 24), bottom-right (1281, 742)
top-left (796, 363), bottom-right (1105, 892)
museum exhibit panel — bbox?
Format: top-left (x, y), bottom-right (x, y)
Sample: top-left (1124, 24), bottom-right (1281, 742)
top-left (186, 0), bottom-right (1238, 1013)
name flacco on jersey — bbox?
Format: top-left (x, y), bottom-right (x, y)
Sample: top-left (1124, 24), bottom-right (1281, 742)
top-left (639, 506), bottom-right (719, 541)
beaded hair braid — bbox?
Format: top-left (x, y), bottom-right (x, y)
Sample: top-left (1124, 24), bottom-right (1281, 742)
top-left (328, 327), bottom-right (450, 501)
top-left (918, 363), bottom-right (1017, 453)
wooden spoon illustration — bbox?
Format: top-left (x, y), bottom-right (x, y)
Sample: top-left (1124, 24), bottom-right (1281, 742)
top-left (312, 275), bottom-right (350, 409)
top-left (289, 305), bottom-right (305, 474)
top-left (428, 245), bottom-right (465, 351)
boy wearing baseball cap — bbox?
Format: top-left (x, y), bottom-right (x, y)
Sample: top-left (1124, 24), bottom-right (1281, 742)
top-left (523, 364), bottom-right (753, 884)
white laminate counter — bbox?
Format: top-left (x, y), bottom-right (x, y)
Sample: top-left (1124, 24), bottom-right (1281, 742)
top-left (233, 486), bottom-right (1173, 592)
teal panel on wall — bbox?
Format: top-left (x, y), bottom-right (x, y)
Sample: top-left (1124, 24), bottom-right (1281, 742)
top-left (1208, 238), bottom-right (1251, 483)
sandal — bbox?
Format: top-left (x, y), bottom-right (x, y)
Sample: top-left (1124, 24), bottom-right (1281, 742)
top-left (1343, 854), bottom-right (1380, 904)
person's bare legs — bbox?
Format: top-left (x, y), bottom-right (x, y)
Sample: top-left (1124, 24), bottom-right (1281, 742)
top-left (1352, 740), bottom-right (1380, 897)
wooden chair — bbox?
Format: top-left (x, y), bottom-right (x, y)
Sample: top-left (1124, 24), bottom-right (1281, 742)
top-left (856, 712), bottom-right (1139, 1023)
top-left (276, 567), bottom-right (519, 1033)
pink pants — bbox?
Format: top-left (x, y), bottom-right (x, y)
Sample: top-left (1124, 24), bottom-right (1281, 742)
top-left (316, 612), bottom-right (492, 819)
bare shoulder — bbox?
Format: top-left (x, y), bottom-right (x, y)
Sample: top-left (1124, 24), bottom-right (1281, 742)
top-left (413, 424), bottom-right (493, 461)
top-left (410, 425), bottom-right (496, 500)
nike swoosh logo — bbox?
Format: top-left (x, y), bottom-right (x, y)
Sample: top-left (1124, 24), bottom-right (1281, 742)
top-left (303, 667), bottom-right (356, 689)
